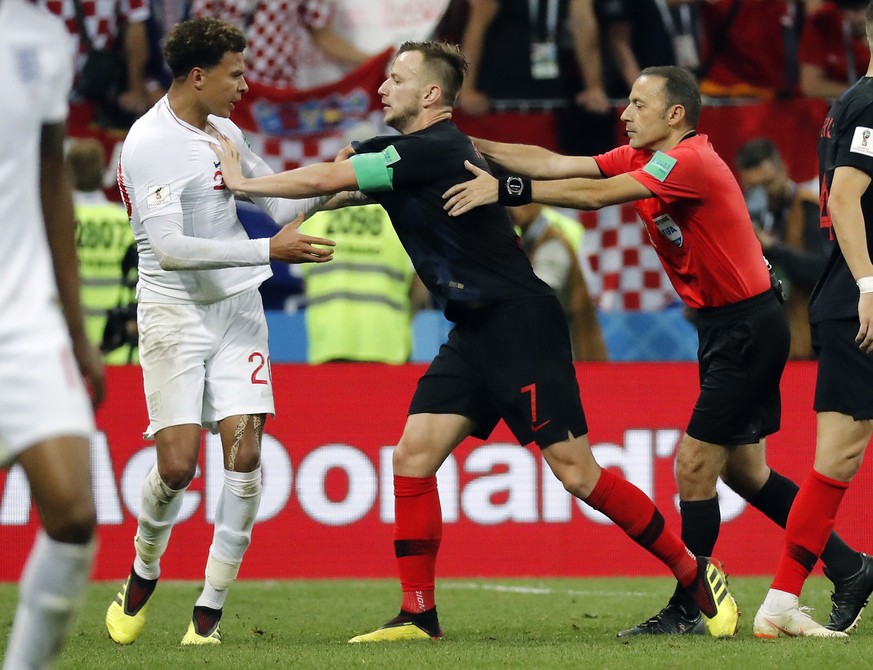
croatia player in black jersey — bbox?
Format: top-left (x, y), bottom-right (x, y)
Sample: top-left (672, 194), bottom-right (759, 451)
top-left (212, 41), bottom-right (739, 642)
top-left (444, 64), bottom-right (872, 638)
top-left (754, 2), bottom-right (873, 638)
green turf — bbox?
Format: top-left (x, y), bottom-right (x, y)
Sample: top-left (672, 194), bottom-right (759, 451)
top-left (1, 577), bottom-right (870, 669)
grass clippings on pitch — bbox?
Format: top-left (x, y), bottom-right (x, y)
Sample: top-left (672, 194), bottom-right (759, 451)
top-left (0, 576), bottom-right (867, 669)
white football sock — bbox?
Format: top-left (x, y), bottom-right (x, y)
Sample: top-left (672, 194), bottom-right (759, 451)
top-left (196, 468), bottom-right (261, 610)
top-left (2, 531), bottom-right (95, 670)
top-left (133, 465), bottom-right (185, 581)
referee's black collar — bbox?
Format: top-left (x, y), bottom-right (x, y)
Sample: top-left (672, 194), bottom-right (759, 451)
top-left (679, 130), bottom-right (698, 143)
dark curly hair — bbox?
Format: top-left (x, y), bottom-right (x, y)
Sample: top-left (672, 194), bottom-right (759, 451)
top-left (163, 17), bottom-right (247, 80)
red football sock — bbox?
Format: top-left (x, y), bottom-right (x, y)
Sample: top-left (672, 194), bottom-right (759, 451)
top-left (585, 468), bottom-right (697, 587)
top-left (771, 469), bottom-right (849, 596)
top-left (394, 475), bottom-right (441, 613)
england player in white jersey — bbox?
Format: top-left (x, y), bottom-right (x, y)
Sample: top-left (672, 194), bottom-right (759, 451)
top-left (105, 17), bottom-right (336, 646)
top-left (0, 2), bottom-right (105, 668)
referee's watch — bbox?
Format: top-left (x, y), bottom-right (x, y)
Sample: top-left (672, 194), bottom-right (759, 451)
top-left (497, 176), bottom-right (532, 206)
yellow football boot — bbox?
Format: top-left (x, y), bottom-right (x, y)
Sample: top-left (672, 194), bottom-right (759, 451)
top-left (105, 570), bottom-right (157, 645)
top-left (180, 606), bottom-right (222, 645)
top-left (348, 608), bottom-right (443, 643)
top-left (696, 558), bottom-right (740, 637)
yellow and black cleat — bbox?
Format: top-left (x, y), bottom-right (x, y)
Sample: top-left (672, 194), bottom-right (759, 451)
top-left (348, 608), bottom-right (443, 643)
top-left (105, 569), bottom-right (157, 645)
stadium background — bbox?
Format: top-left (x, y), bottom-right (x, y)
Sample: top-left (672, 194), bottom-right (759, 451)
top-left (1, 51), bottom-right (860, 584)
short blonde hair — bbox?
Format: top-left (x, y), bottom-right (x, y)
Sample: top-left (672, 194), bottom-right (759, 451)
top-left (396, 41), bottom-right (468, 105)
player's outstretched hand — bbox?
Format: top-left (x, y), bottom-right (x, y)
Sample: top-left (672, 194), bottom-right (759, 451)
top-left (270, 212), bottom-right (336, 264)
top-left (857, 292), bottom-right (873, 353)
top-left (443, 160), bottom-right (499, 216)
top-left (211, 134), bottom-right (244, 192)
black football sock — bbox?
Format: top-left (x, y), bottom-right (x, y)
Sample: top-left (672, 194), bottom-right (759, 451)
top-left (670, 497), bottom-right (720, 613)
top-left (680, 497), bottom-right (721, 557)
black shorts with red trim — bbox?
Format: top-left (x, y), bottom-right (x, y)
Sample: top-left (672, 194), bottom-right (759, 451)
top-left (409, 296), bottom-right (588, 448)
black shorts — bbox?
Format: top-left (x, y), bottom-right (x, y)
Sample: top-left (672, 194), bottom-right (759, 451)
top-left (813, 319), bottom-right (873, 420)
top-left (687, 291), bottom-right (789, 446)
top-left (409, 296), bottom-right (588, 447)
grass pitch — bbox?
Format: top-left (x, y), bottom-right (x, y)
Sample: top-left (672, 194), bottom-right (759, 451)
top-left (1, 576), bottom-right (870, 669)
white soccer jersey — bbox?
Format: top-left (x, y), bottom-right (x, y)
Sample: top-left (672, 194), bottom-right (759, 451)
top-left (119, 97), bottom-right (323, 304)
top-left (0, 0), bottom-right (74, 336)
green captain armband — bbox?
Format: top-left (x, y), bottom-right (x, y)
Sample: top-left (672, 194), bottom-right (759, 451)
top-left (349, 149), bottom-right (397, 192)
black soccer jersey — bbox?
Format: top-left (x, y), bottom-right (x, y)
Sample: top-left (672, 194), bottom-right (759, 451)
top-left (354, 121), bottom-right (553, 320)
top-left (810, 77), bottom-right (873, 323)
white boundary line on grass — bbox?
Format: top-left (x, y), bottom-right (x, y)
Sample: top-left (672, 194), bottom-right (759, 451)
top-left (442, 582), bottom-right (649, 597)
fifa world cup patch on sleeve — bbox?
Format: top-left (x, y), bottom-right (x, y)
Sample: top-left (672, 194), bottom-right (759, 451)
top-left (642, 151), bottom-right (677, 182)
top-left (146, 184), bottom-right (171, 208)
top-left (850, 126), bottom-right (873, 157)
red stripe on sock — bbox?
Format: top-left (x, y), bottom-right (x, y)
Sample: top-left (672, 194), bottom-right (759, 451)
top-left (586, 469), bottom-right (697, 586)
top-left (772, 469), bottom-right (849, 595)
top-left (394, 475), bottom-right (441, 612)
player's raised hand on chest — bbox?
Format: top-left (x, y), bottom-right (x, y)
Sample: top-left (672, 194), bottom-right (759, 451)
top-left (211, 134), bottom-right (244, 192)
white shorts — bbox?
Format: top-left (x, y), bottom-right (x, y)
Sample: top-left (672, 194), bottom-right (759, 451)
top-left (138, 289), bottom-right (275, 437)
top-left (0, 308), bottom-right (95, 465)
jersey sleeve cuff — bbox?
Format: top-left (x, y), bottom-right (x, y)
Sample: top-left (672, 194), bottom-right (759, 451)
top-left (256, 237), bottom-right (271, 264)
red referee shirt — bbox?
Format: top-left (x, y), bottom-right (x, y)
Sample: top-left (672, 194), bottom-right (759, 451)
top-left (594, 134), bottom-right (770, 309)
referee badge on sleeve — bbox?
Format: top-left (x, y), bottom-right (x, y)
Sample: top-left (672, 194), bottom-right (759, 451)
top-left (654, 213), bottom-right (683, 247)
top-left (643, 151), bottom-right (677, 182)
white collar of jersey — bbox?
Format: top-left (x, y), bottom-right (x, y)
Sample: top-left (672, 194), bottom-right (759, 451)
top-left (161, 97), bottom-right (220, 141)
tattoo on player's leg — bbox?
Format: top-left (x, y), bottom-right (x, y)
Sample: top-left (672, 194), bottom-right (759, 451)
top-left (228, 414), bottom-right (249, 471)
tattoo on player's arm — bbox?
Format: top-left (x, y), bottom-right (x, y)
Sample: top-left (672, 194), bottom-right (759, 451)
top-left (346, 191), bottom-right (369, 203)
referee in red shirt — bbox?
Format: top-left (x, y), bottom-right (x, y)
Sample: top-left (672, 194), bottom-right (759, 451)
top-left (444, 64), bottom-right (873, 637)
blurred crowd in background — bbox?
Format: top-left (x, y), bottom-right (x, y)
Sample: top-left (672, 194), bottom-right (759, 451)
top-left (44, 0), bottom-right (872, 124)
top-left (50, 0), bottom-right (859, 364)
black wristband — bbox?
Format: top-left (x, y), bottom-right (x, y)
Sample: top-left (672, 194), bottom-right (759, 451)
top-left (497, 175), bottom-right (532, 206)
